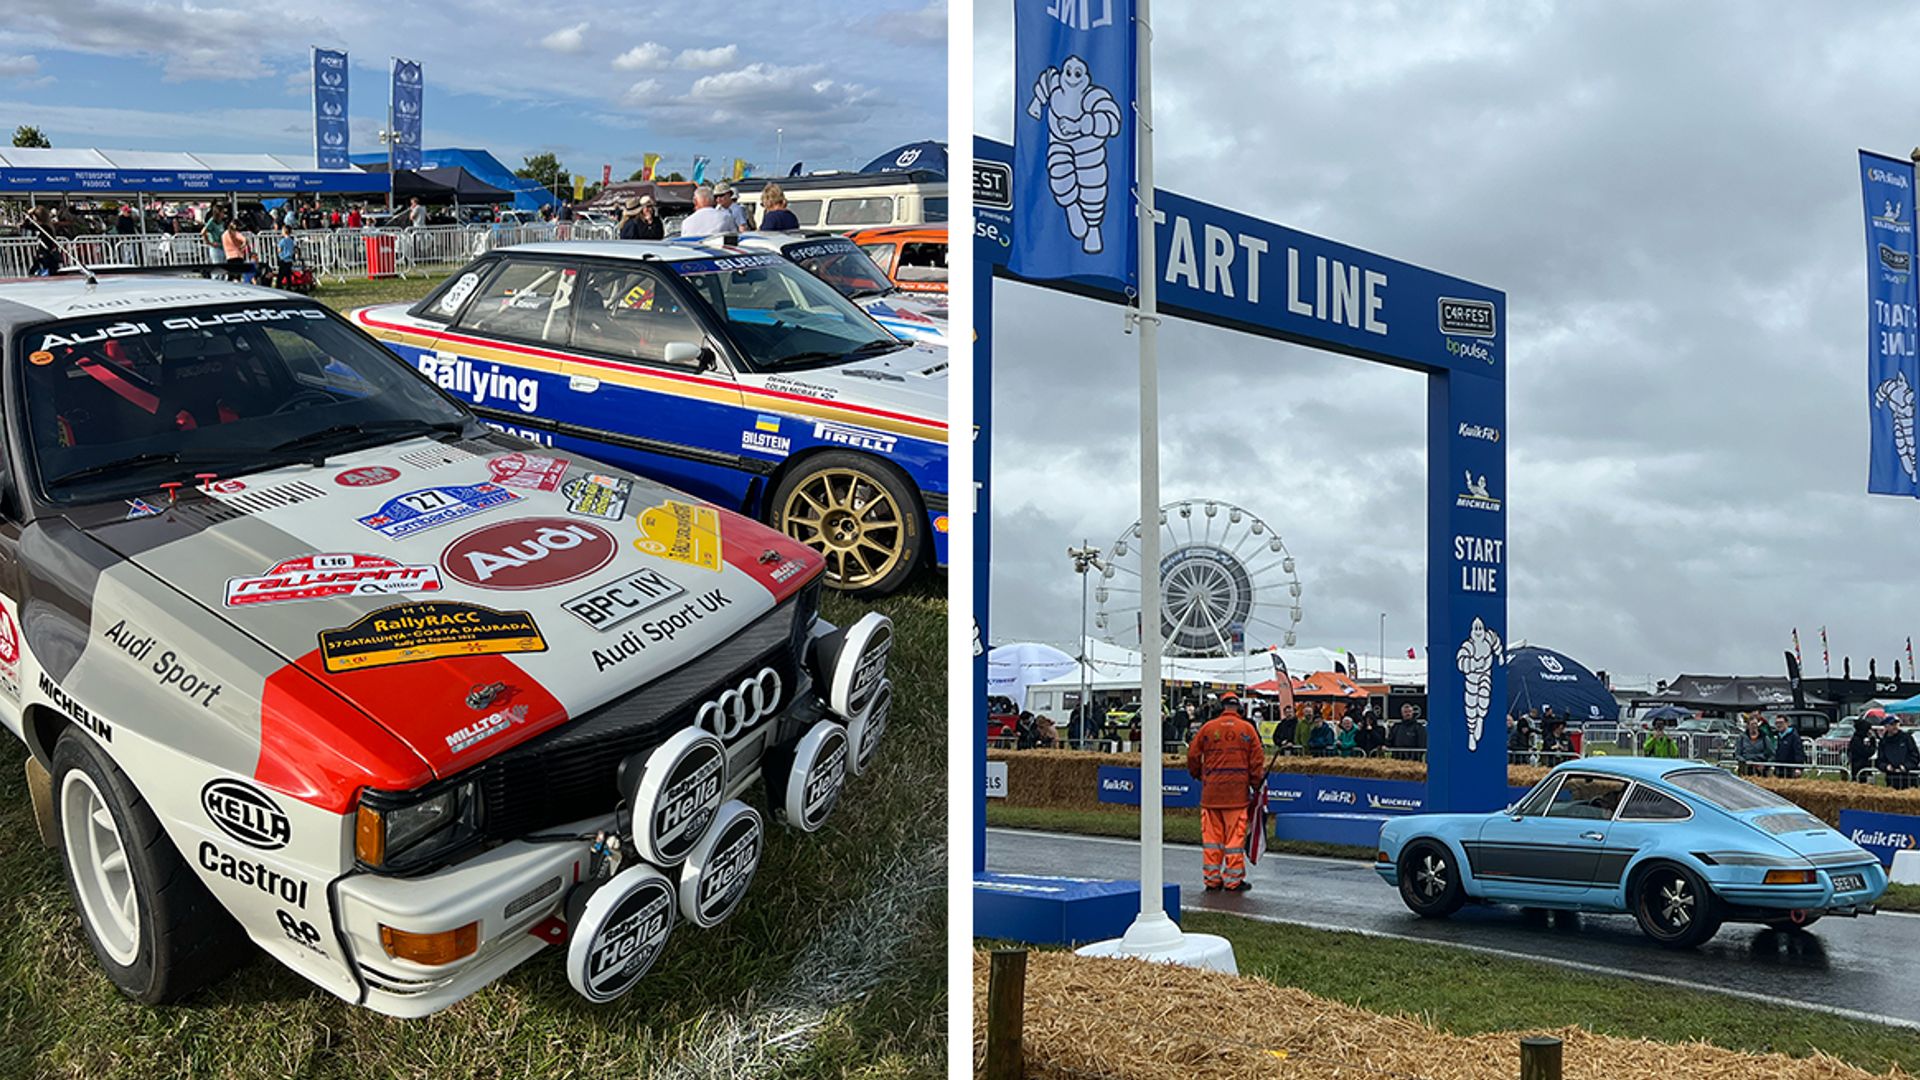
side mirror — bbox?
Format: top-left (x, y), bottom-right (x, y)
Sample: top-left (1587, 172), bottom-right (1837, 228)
top-left (662, 341), bottom-right (703, 368)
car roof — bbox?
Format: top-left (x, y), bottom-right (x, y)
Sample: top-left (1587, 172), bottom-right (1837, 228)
top-left (509, 240), bottom-right (734, 262)
top-left (845, 225), bottom-right (947, 243)
top-left (0, 276), bottom-right (289, 329)
top-left (1548, 756), bottom-right (1710, 782)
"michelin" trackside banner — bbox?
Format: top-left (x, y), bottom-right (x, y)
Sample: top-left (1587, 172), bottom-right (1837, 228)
top-left (1011, 0), bottom-right (1136, 289)
top-left (1862, 150), bottom-right (1920, 496)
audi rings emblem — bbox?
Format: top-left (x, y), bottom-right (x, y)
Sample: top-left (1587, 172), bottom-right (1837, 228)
top-left (695, 667), bottom-right (782, 740)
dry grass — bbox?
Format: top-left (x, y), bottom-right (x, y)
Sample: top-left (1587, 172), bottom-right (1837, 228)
top-left (972, 948), bottom-right (1912, 1080)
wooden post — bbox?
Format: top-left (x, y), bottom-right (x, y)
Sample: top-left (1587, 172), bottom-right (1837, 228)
top-left (1520, 1035), bottom-right (1563, 1080)
top-left (985, 948), bottom-right (1028, 1080)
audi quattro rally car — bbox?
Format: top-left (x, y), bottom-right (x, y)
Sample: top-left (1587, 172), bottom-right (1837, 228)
top-left (1377, 758), bottom-right (1886, 948)
top-left (0, 277), bottom-right (895, 1016)
top-left (727, 232), bottom-right (949, 347)
top-left (351, 241), bottom-right (948, 596)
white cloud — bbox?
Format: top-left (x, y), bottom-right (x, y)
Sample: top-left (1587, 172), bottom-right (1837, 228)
top-left (620, 78), bottom-right (662, 106)
top-left (613, 42), bottom-right (670, 70)
top-left (676, 44), bottom-right (738, 69)
top-left (540, 21), bottom-right (590, 53)
top-left (871, 0), bottom-right (945, 46)
top-left (0, 54), bottom-right (39, 78)
top-left (9, 0), bottom-right (297, 81)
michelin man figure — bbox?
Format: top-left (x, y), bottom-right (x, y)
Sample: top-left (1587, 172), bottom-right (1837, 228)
top-left (1027, 55), bottom-right (1123, 255)
top-left (1876, 371), bottom-right (1917, 482)
top-left (1457, 617), bottom-right (1502, 752)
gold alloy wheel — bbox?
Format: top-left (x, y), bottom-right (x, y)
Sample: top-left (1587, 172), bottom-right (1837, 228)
top-left (780, 467), bottom-right (907, 590)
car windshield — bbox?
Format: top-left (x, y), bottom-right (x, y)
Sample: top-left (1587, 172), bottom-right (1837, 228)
top-left (668, 252), bottom-right (901, 369)
top-left (781, 238), bottom-right (896, 299)
top-left (16, 300), bottom-right (471, 503)
top-left (1663, 768), bottom-right (1794, 812)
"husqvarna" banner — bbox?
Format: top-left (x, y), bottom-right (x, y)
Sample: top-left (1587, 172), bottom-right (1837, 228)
top-left (1861, 150), bottom-right (1920, 496)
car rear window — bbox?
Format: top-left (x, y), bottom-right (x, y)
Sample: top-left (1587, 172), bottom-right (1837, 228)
top-left (1663, 768), bottom-right (1794, 812)
top-left (1619, 785), bottom-right (1690, 821)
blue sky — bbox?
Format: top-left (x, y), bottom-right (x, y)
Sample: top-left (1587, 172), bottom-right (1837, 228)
top-left (0, 0), bottom-right (945, 179)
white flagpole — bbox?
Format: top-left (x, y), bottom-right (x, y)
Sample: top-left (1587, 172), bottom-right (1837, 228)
top-left (1122, 0), bottom-right (1178, 952)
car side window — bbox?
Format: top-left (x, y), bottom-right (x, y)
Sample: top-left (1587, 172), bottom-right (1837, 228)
top-left (570, 267), bottom-right (708, 368)
top-left (896, 242), bottom-right (948, 286)
top-left (1619, 784), bottom-right (1690, 821)
top-left (1544, 775), bottom-right (1630, 820)
top-left (788, 200), bottom-right (822, 227)
top-left (1510, 776), bottom-right (1563, 817)
top-left (454, 260), bottom-right (578, 346)
top-left (860, 242), bottom-right (896, 275)
top-left (826, 196), bottom-right (896, 227)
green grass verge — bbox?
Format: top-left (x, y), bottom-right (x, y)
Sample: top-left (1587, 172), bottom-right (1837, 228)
top-left (312, 269), bottom-right (454, 313)
top-left (0, 256), bottom-right (947, 1078)
top-left (1179, 910), bottom-right (1920, 1075)
top-left (1881, 882), bottom-right (1920, 913)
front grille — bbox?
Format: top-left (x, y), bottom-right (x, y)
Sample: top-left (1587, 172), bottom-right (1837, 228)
top-left (474, 588), bottom-right (815, 838)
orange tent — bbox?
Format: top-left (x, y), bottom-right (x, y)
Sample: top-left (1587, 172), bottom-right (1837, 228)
top-left (1292, 670), bottom-right (1370, 699)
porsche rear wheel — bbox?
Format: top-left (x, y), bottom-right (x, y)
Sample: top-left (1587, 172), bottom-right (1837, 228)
top-left (1397, 840), bottom-right (1465, 918)
top-left (1631, 863), bottom-right (1721, 948)
top-left (52, 731), bottom-right (245, 1003)
top-left (771, 452), bottom-right (923, 596)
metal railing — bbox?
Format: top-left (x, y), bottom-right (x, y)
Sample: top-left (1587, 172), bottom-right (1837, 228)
top-left (0, 222), bottom-right (619, 282)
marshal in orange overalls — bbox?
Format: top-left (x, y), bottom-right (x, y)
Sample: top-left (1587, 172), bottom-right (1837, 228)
top-left (1185, 698), bottom-right (1266, 891)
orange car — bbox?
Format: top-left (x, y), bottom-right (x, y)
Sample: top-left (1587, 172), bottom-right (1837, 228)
top-left (845, 225), bottom-right (947, 295)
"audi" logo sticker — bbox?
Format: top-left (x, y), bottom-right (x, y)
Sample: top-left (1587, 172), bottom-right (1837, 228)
top-left (441, 518), bottom-right (616, 591)
top-left (696, 667), bottom-right (783, 741)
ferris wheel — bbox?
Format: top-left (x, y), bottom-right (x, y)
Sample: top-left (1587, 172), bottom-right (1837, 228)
top-left (1092, 499), bottom-right (1303, 657)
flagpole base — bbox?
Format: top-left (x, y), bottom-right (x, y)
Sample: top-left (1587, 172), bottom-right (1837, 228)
top-left (1074, 913), bottom-right (1238, 975)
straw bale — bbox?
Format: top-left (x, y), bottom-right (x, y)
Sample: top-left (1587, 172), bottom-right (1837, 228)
top-left (973, 949), bottom-right (1909, 1080)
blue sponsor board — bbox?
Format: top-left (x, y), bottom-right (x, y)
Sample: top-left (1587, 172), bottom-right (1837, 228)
top-left (1098, 768), bottom-right (1532, 816)
top-left (312, 48), bottom-right (350, 170)
top-left (1839, 809), bottom-right (1920, 868)
top-left (358, 483), bottom-right (518, 539)
top-left (974, 872), bottom-right (1179, 946)
top-left (1096, 765), bottom-right (1200, 808)
top-left (0, 167), bottom-right (382, 194)
top-left (1861, 150), bottom-right (1920, 497)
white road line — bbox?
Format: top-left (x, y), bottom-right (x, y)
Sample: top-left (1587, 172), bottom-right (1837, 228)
top-left (1211, 908), bottom-right (1920, 1031)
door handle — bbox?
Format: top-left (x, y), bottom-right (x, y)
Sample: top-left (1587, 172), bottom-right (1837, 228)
top-left (1580, 831), bottom-right (1604, 842)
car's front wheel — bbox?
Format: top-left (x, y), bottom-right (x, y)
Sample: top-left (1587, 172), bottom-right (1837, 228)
top-left (770, 451), bottom-right (923, 596)
top-left (52, 731), bottom-right (245, 1003)
top-left (1631, 863), bottom-right (1721, 948)
top-left (1396, 840), bottom-right (1465, 918)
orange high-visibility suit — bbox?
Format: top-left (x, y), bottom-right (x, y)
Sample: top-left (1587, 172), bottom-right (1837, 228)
top-left (1186, 703), bottom-right (1266, 890)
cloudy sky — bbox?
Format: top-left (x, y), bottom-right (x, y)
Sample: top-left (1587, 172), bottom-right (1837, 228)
top-left (0, 0), bottom-right (944, 179)
top-left (976, 1), bottom-right (1920, 688)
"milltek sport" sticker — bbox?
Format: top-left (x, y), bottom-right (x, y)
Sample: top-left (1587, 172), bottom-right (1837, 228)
top-left (358, 484), bottom-right (519, 539)
top-left (317, 600), bottom-right (547, 673)
top-left (225, 553), bottom-right (442, 607)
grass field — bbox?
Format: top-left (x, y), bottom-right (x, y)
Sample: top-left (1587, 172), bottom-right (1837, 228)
top-left (0, 272), bottom-right (949, 1080)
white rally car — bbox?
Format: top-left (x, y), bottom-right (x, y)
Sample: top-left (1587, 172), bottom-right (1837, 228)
top-left (0, 276), bottom-right (894, 1015)
top-left (727, 231), bottom-right (949, 347)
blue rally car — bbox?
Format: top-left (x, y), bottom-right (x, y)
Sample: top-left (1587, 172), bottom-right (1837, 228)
top-left (1376, 758), bottom-right (1887, 947)
top-left (354, 241), bottom-right (947, 595)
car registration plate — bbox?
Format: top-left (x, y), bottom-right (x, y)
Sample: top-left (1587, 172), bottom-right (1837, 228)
top-left (1833, 872), bottom-right (1865, 893)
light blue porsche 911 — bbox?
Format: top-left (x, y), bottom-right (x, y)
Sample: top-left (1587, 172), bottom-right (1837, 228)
top-left (1375, 757), bottom-right (1887, 947)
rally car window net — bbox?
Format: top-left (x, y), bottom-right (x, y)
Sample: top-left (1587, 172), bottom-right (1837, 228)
top-left (1664, 768), bottom-right (1795, 813)
top-left (17, 303), bottom-right (469, 502)
top-left (670, 256), bottom-right (899, 370)
top-left (456, 260), bottom-right (578, 346)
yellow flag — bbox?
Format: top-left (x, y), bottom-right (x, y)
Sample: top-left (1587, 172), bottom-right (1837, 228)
top-left (642, 152), bottom-right (662, 180)
top-left (732, 158), bottom-right (750, 181)
top-left (571, 174), bottom-right (584, 201)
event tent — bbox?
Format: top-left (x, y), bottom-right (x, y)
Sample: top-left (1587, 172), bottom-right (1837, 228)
top-left (1018, 639), bottom-right (1426, 707)
top-left (0, 147), bottom-right (388, 195)
top-left (986, 643), bottom-right (1079, 710)
top-left (1631, 674), bottom-right (1832, 712)
top-left (352, 147), bottom-right (556, 211)
top-left (1507, 644), bottom-right (1621, 723)
top-left (356, 163), bottom-right (512, 203)
top-left (861, 141), bottom-right (947, 177)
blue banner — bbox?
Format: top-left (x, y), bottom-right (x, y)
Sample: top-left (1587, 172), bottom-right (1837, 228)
top-left (1094, 767), bottom-right (1533, 815)
top-left (1863, 150), bottom-right (1920, 496)
top-left (313, 48), bottom-right (350, 170)
top-left (391, 58), bottom-right (423, 172)
top-left (1095, 766), bottom-right (1200, 808)
top-left (1838, 808), bottom-right (1919, 867)
top-left (1011, 0), bottom-right (1136, 288)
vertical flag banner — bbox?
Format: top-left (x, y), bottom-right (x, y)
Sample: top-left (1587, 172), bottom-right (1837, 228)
top-left (692, 156), bottom-right (710, 184)
top-left (641, 153), bottom-right (661, 180)
top-left (390, 58), bottom-right (424, 171)
top-left (1822, 626), bottom-right (1831, 674)
top-left (602, 164), bottom-right (611, 186)
top-left (1012, 0), bottom-right (1137, 288)
top-left (732, 158), bottom-right (751, 181)
top-left (1268, 650), bottom-right (1295, 715)
top-left (312, 48), bottom-right (350, 170)
top-left (572, 174), bottom-right (584, 201)
top-left (1862, 150), bottom-right (1920, 495)
top-left (1793, 627), bottom-right (1803, 666)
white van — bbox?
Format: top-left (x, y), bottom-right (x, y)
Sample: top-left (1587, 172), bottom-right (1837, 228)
top-left (735, 170), bottom-right (948, 232)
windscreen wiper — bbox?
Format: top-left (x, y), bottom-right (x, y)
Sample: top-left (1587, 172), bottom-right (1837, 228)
top-left (266, 417), bottom-right (467, 459)
top-left (48, 449), bottom-right (242, 488)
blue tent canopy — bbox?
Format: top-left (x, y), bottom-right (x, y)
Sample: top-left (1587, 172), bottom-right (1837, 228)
top-left (352, 147), bottom-right (557, 212)
top-left (1507, 644), bottom-right (1621, 724)
top-left (0, 147), bottom-right (387, 195)
top-left (861, 141), bottom-right (947, 177)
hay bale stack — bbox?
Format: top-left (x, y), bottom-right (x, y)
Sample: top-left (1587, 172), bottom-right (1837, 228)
top-left (973, 949), bottom-right (1906, 1080)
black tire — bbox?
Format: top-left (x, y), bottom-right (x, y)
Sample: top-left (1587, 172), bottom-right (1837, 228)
top-left (1631, 862), bottom-right (1722, 948)
top-left (769, 450), bottom-right (924, 596)
top-left (1396, 840), bottom-right (1466, 918)
top-left (50, 731), bottom-right (245, 1003)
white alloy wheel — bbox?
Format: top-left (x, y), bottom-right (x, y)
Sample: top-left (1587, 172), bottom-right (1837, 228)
top-left (60, 767), bottom-right (140, 966)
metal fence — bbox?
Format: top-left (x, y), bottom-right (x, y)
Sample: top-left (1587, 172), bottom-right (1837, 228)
top-left (0, 222), bottom-right (619, 282)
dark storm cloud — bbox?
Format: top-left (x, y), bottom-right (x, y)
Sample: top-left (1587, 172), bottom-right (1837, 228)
top-left (976, 1), bottom-right (1920, 684)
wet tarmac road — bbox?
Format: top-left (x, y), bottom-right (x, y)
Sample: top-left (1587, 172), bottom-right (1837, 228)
top-left (986, 828), bottom-right (1920, 1028)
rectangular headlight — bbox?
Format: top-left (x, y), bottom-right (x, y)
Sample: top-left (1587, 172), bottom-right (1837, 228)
top-left (355, 781), bottom-right (476, 872)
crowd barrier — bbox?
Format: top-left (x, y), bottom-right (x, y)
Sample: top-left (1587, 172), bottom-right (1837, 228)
top-left (0, 222), bottom-right (618, 282)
